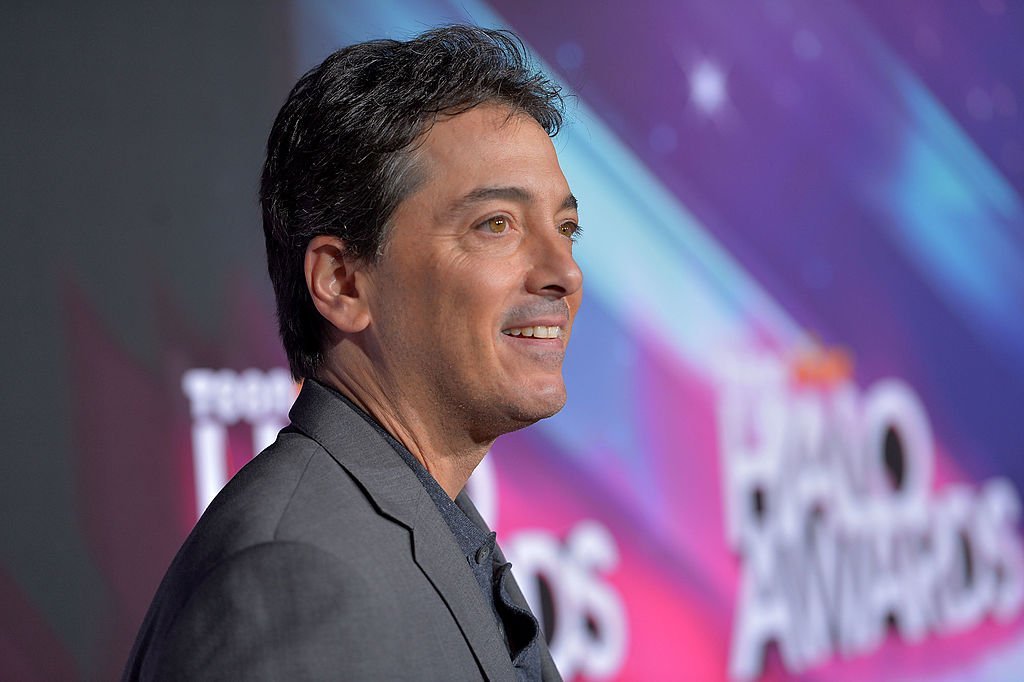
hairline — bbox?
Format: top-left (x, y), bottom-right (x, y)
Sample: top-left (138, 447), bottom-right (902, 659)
top-left (366, 100), bottom-right (562, 263)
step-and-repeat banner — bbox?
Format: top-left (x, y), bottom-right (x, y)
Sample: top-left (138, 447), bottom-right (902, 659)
top-left (25, 1), bottom-right (1024, 680)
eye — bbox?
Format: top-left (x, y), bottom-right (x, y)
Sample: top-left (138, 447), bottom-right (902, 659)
top-left (558, 220), bottom-right (583, 242)
top-left (478, 216), bottom-right (510, 235)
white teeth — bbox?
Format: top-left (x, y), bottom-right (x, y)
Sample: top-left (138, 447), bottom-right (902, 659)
top-left (502, 325), bottom-right (564, 338)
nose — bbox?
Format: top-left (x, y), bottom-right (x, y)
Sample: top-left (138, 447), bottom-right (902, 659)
top-left (524, 229), bottom-right (583, 301)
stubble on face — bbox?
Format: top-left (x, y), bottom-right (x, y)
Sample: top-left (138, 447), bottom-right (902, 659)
top-left (359, 104), bottom-right (583, 447)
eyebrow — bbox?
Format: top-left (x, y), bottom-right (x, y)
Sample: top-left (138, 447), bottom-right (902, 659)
top-left (447, 186), bottom-right (578, 214)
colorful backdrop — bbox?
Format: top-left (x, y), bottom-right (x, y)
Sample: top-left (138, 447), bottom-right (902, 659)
top-left (3, 1), bottom-right (1023, 680)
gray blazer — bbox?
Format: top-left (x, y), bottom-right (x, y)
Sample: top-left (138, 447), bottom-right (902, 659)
top-left (123, 380), bottom-right (561, 681)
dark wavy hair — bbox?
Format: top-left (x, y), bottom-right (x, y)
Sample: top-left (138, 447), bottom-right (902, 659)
top-left (260, 25), bottom-right (565, 379)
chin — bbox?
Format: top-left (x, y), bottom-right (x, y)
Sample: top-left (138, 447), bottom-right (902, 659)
top-left (505, 384), bottom-right (567, 427)
top-left (468, 377), bottom-right (568, 439)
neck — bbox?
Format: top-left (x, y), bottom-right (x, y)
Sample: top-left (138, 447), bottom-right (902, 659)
top-left (317, 360), bottom-right (492, 499)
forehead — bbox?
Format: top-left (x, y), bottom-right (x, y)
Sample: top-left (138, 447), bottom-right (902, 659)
top-left (408, 104), bottom-right (569, 207)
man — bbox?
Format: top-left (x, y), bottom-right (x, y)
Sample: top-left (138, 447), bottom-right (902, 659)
top-left (123, 25), bottom-right (581, 681)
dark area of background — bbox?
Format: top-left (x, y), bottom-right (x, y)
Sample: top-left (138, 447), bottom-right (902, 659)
top-left (1, 3), bottom-right (289, 678)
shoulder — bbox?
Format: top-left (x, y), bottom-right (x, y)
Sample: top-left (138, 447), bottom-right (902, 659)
top-left (125, 429), bottom-right (424, 679)
top-left (177, 427), bottom-right (398, 583)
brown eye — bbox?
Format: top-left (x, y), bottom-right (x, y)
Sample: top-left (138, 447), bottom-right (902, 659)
top-left (558, 221), bottom-right (582, 241)
top-left (481, 216), bottom-right (508, 234)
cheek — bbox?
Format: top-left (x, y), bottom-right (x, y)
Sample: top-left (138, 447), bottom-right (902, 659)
top-left (386, 253), bottom-right (523, 340)
top-left (372, 267), bottom-right (436, 337)
top-left (444, 261), bottom-right (518, 312)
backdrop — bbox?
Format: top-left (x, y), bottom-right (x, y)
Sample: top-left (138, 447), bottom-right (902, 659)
top-left (3, 1), bottom-right (1023, 680)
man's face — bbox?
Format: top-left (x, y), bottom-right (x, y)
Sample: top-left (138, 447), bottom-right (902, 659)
top-left (362, 104), bottom-right (583, 439)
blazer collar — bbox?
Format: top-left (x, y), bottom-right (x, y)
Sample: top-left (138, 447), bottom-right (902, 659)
top-left (288, 380), bottom-right (516, 682)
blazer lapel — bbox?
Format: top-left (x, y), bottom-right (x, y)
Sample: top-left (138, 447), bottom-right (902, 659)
top-left (288, 381), bottom-right (515, 682)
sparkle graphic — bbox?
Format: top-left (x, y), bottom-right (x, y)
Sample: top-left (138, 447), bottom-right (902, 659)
top-left (689, 59), bottom-right (727, 114)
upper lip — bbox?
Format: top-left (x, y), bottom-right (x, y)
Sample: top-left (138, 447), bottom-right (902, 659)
top-left (501, 300), bottom-right (571, 333)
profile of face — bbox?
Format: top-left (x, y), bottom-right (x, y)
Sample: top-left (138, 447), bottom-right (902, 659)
top-left (363, 104), bottom-right (584, 439)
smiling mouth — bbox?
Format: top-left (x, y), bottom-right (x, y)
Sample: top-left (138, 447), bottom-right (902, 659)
top-left (501, 325), bottom-right (564, 339)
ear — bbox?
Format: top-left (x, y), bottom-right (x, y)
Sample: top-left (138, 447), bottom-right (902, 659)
top-left (304, 235), bottom-right (371, 334)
